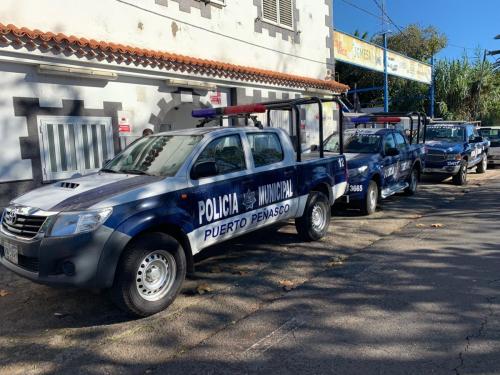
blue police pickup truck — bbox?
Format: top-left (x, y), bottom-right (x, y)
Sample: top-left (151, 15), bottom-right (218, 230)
top-left (479, 126), bottom-right (500, 167)
top-left (322, 127), bottom-right (424, 215)
top-left (0, 102), bottom-right (347, 316)
top-left (424, 122), bottom-right (489, 185)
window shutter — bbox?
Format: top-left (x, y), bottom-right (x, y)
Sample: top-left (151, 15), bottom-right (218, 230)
top-left (262, 0), bottom-right (278, 23)
top-left (278, 0), bottom-right (293, 28)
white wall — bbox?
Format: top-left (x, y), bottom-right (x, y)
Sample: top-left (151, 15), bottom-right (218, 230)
top-left (0, 0), bottom-right (331, 80)
top-left (0, 61), bottom-right (303, 183)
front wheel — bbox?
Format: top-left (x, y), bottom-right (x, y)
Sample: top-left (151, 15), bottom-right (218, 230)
top-left (111, 233), bottom-right (187, 317)
top-left (404, 168), bottom-right (419, 195)
top-left (295, 191), bottom-right (331, 241)
top-left (360, 180), bottom-right (378, 215)
top-left (452, 160), bottom-right (468, 186)
top-left (477, 154), bottom-right (487, 174)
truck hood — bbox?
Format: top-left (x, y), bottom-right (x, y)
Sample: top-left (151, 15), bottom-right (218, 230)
top-left (425, 141), bottom-right (463, 153)
top-left (345, 153), bottom-right (380, 168)
top-left (12, 172), bottom-right (161, 212)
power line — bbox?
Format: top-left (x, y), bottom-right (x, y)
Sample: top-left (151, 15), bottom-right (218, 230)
top-left (117, 0), bottom-right (335, 67)
top-left (372, 0), bottom-right (403, 33)
top-left (448, 43), bottom-right (477, 51)
top-left (339, 0), bottom-right (477, 52)
top-left (339, 0), bottom-right (385, 22)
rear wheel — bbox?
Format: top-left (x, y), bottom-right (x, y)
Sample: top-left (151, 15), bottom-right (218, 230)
top-left (477, 154), bottom-right (487, 174)
top-left (452, 160), bottom-right (468, 185)
top-left (404, 168), bottom-right (419, 195)
top-left (111, 233), bottom-right (186, 317)
top-left (361, 180), bottom-right (378, 215)
top-left (295, 191), bottom-right (330, 241)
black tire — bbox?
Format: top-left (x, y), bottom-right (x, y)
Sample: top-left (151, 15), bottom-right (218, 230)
top-left (111, 233), bottom-right (187, 317)
top-left (404, 168), bottom-right (419, 195)
top-left (452, 160), bottom-right (468, 186)
top-left (477, 154), bottom-right (487, 174)
top-left (295, 191), bottom-right (330, 241)
top-left (361, 180), bottom-right (378, 215)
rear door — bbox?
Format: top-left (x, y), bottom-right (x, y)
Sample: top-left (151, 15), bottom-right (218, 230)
top-left (394, 131), bottom-right (412, 181)
top-left (382, 133), bottom-right (398, 189)
top-left (244, 131), bottom-right (298, 223)
top-left (470, 126), bottom-right (485, 165)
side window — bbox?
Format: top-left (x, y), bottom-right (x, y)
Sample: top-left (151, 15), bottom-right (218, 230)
top-left (467, 126), bottom-right (475, 142)
top-left (472, 127), bottom-right (480, 139)
top-left (383, 134), bottom-right (396, 154)
top-left (195, 135), bottom-right (246, 176)
top-left (247, 132), bottom-right (284, 167)
top-left (394, 132), bottom-right (407, 149)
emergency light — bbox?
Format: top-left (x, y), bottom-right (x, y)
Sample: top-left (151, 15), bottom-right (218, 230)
top-left (192, 104), bottom-right (267, 118)
top-left (352, 116), bottom-right (401, 124)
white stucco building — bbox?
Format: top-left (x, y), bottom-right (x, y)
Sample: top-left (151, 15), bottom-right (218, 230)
top-left (0, 0), bottom-right (347, 205)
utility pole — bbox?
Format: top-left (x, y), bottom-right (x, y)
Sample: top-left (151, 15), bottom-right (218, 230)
top-left (474, 49), bottom-right (488, 119)
top-left (381, 0), bottom-right (389, 112)
top-left (429, 54), bottom-right (435, 118)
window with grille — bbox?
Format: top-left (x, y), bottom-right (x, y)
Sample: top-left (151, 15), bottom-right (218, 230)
top-left (262, 0), bottom-right (294, 29)
top-left (38, 116), bottom-right (114, 181)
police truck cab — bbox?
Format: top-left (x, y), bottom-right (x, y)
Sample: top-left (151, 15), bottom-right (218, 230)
top-left (0, 98), bottom-right (347, 316)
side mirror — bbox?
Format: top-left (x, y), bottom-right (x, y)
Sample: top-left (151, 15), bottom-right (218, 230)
top-left (310, 144), bottom-right (318, 151)
top-left (385, 147), bottom-right (400, 156)
top-left (191, 161), bottom-right (218, 179)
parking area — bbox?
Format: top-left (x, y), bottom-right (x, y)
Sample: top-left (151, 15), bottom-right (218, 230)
top-left (1, 169), bottom-right (499, 374)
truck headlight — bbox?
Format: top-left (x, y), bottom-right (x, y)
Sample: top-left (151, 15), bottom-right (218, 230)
top-left (349, 165), bottom-right (368, 177)
top-left (446, 153), bottom-right (462, 161)
top-left (48, 208), bottom-right (113, 237)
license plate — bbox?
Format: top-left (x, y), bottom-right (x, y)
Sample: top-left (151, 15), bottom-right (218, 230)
top-left (3, 241), bottom-right (18, 265)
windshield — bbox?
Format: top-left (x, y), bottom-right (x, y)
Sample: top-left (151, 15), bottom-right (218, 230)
top-left (479, 128), bottom-right (500, 140)
top-left (104, 135), bottom-right (203, 177)
top-left (324, 132), bottom-right (381, 154)
top-left (324, 132), bottom-right (382, 153)
top-left (426, 126), bottom-right (464, 143)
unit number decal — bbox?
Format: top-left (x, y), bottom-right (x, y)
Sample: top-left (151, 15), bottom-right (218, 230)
top-left (349, 184), bottom-right (363, 192)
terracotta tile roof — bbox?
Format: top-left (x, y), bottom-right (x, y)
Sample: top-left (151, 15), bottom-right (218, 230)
top-left (0, 23), bottom-right (348, 93)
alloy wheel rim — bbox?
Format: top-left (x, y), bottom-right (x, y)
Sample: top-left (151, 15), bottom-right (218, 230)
top-left (369, 187), bottom-right (377, 210)
top-left (311, 203), bottom-right (326, 232)
top-left (136, 251), bottom-right (176, 302)
top-left (411, 171), bottom-right (417, 191)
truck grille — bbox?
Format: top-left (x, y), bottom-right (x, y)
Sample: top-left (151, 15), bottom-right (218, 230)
top-left (2, 209), bottom-right (47, 239)
top-left (426, 150), bottom-right (446, 162)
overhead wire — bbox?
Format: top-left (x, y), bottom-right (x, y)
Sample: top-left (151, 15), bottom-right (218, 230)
top-left (338, 0), bottom-right (477, 52)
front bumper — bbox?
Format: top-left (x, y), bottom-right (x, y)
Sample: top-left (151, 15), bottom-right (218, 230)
top-left (423, 161), bottom-right (461, 175)
top-left (0, 225), bottom-right (118, 288)
top-left (487, 153), bottom-right (500, 165)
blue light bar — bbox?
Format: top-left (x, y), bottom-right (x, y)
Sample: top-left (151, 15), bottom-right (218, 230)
top-left (352, 116), bottom-right (371, 123)
top-left (192, 108), bottom-right (224, 118)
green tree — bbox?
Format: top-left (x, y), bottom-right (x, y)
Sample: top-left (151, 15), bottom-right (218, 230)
top-left (434, 53), bottom-right (500, 125)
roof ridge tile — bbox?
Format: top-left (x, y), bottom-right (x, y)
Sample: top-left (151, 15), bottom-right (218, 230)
top-left (0, 22), bottom-right (349, 92)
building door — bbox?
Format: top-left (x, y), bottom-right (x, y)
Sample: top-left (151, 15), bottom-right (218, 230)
top-left (38, 116), bottom-right (114, 181)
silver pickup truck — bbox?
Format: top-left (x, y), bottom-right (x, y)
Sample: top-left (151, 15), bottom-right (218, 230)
top-left (479, 126), bottom-right (500, 166)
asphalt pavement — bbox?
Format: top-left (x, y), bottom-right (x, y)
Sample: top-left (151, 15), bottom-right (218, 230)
top-left (1, 170), bottom-right (499, 375)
